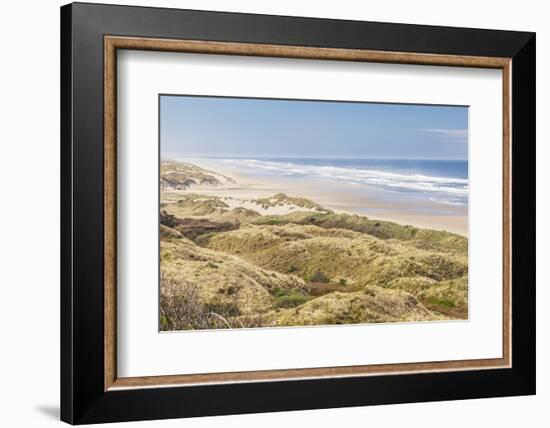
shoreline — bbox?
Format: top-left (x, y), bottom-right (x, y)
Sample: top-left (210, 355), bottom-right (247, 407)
top-left (166, 158), bottom-right (468, 237)
top-left (164, 183), bottom-right (469, 237)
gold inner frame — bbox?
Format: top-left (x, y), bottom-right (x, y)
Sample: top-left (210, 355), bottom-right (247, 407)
top-left (104, 35), bottom-right (512, 391)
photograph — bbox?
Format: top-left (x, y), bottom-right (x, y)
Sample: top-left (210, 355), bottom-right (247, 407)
top-left (159, 95), bottom-right (469, 331)
top-left (54, 2), bottom-right (536, 424)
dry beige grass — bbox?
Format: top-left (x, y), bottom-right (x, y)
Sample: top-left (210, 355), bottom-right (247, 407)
top-left (275, 286), bottom-right (441, 326)
top-left (161, 232), bottom-right (306, 318)
top-left (160, 161), bottom-right (235, 190)
top-left (159, 187), bottom-right (469, 329)
top-left (204, 224), bottom-right (467, 289)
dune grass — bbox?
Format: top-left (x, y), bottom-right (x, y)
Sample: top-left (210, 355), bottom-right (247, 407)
top-left (159, 192), bottom-right (468, 329)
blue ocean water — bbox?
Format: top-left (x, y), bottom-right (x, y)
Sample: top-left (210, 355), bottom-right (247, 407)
top-left (214, 157), bottom-right (468, 206)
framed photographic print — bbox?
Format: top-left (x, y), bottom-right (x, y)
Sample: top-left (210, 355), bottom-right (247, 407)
top-left (60, 2), bottom-right (536, 424)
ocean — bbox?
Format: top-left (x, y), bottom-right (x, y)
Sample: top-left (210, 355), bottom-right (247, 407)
top-left (212, 157), bottom-right (469, 206)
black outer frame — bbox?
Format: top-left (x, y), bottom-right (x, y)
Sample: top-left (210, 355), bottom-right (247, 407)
top-left (60, 2), bottom-right (536, 424)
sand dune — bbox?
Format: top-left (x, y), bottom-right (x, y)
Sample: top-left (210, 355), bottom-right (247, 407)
top-left (159, 161), bottom-right (468, 331)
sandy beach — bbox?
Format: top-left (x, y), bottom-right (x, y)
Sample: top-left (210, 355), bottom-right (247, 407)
top-left (166, 158), bottom-right (468, 236)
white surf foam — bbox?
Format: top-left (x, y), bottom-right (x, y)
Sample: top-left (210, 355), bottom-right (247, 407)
top-left (217, 158), bottom-right (468, 203)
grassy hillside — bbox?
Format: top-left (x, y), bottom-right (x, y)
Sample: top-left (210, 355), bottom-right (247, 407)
top-left (251, 211), bottom-right (468, 253)
top-left (159, 186), bottom-right (468, 330)
top-left (160, 160), bottom-right (236, 190)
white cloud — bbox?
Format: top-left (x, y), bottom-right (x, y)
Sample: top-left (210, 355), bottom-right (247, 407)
top-left (421, 128), bottom-right (468, 143)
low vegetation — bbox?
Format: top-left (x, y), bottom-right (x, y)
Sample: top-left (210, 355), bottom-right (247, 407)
top-left (159, 161), bottom-right (468, 330)
top-left (255, 193), bottom-right (331, 213)
top-left (160, 161), bottom-right (235, 190)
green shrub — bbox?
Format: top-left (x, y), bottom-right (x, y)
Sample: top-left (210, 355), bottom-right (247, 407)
top-left (274, 294), bottom-right (310, 308)
top-left (339, 278), bottom-right (347, 286)
top-left (262, 218), bottom-right (284, 225)
top-left (160, 314), bottom-right (170, 330)
top-left (309, 271), bottom-right (329, 283)
top-left (426, 296), bottom-right (456, 308)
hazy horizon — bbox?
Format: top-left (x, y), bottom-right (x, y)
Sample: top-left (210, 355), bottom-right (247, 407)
top-left (162, 155), bottom-right (468, 161)
top-left (160, 95), bottom-right (469, 161)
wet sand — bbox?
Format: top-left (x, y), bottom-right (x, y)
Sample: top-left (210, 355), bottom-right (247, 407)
top-left (166, 158), bottom-right (468, 237)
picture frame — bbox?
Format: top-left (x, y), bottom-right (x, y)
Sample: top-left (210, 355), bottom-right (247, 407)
top-left (61, 2), bottom-right (535, 424)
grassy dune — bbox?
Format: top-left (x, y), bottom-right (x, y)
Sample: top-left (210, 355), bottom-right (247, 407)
top-left (160, 161), bottom-right (236, 190)
top-left (159, 162), bottom-right (468, 330)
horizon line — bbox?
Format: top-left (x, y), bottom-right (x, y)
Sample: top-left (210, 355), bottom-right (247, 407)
top-left (161, 155), bottom-right (468, 161)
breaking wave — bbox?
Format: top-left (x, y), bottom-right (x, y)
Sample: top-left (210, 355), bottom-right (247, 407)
top-left (218, 158), bottom-right (469, 205)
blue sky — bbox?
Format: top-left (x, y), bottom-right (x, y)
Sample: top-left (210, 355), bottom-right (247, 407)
top-left (160, 95), bottom-right (468, 160)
